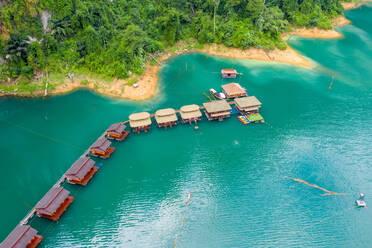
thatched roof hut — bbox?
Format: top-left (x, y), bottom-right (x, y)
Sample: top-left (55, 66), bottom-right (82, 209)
top-left (221, 83), bottom-right (247, 98)
top-left (179, 104), bottom-right (202, 121)
top-left (155, 108), bottom-right (177, 125)
top-left (234, 96), bottom-right (261, 113)
top-left (0, 225), bottom-right (42, 248)
top-left (203, 100), bottom-right (231, 120)
top-left (129, 112), bottom-right (151, 128)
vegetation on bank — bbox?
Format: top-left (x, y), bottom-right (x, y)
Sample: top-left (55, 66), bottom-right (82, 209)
top-left (0, 0), bottom-right (345, 93)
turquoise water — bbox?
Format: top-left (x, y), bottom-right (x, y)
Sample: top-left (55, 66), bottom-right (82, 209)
top-left (1, 6), bottom-right (372, 247)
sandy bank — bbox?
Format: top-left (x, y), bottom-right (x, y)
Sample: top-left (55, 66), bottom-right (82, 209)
top-left (342, 0), bottom-right (372, 10)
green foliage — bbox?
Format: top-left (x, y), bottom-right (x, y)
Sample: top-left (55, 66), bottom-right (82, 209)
top-left (1, 0), bottom-right (343, 82)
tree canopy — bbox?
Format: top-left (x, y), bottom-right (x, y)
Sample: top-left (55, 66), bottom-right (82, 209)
top-left (0, 0), bottom-right (343, 81)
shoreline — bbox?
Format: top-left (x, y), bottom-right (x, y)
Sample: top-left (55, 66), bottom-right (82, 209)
top-left (1, 3), bottom-right (368, 101)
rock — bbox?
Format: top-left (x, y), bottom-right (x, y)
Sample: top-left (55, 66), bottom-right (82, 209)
top-left (133, 83), bottom-right (139, 88)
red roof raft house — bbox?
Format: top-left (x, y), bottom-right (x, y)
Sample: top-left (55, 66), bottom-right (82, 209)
top-left (89, 137), bottom-right (115, 159)
top-left (221, 69), bottom-right (237, 79)
top-left (106, 122), bottom-right (129, 141)
top-left (0, 225), bottom-right (42, 248)
top-left (154, 108), bottom-right (178, 129)
top-left (35, 187), bottom-right (74, 221)
top-left (221, 83), bottom-right (247, 99)
top-left (65, 157), bottom-right (99, 186)
top-left (203, 100), bottom-right (232, 121)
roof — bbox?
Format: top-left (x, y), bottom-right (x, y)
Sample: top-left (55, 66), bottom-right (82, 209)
top-left (180, 104), bottom-right (202, 119)
top-left (221, 83), bottom-right (246, 96)
top-left (129, 112), bottom-right (152, 128)
top-left (155, 108), bottom-right (177, 124)
top-left (129, 112), bottom-right (150, 121)
top-left (106, 123), bottom-right (126, 135)
top-left (203, 100), bottom-right (231, 113)
top-left (0, 225), bottom-right (38, 248)
top-left (90, 137), bottom-right (111, 152)
top-left (65, 157), bottom-right (95, 180)
top-left (221, 69), bottom-right (237, 74)
top-left (35, 187), bottom-right (70, 216)
top-left (234, 96), bottom-right (261, 109)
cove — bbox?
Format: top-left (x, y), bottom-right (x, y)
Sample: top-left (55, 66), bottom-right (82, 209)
top-left (1, 5), bottom-right (372, 248)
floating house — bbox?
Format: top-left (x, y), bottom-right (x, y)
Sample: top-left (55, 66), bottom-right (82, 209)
top-left (221, 83), bottom-right (247, 98)
top-left (89, 137), bottom-right (115, 159)
top-left (203, 100), bottom-right (232, 121)
top-left (155, 108), bottom-right (178, 128)
top-left (129, 112), bottom-right (152, 133)
top-left (234, 96), bottom-right (262, 114)
top-left (179, 104), bottom-right (202, 124)
top-left (65, 157), bottom-right (99, 186)
top-left (106, 122), bottom-right (129, 141)
top-left (35, 187), bottom-right (74, 221)
top-left (0, 225), bottom-right (42, 248)
top-left (221, 69), bottom-right (237, 78)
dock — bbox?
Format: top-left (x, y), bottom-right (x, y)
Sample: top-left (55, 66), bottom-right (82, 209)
top-left (4, 82), bottom-right (264, 247)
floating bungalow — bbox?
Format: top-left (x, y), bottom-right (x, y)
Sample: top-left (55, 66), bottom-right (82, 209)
top-left (129, 112), bottom-right (152, 133)
top-left (203, 100), bottom-right (232, 121)
top-left (221, 69), bottom-right (237, 79)
top-left (65, 157), bottom-right (99, 186)
top-left (106, 122), bottom-right (129, 141)
top-left (179, 104), bottom-right (202, 124)
top-left (89, 137), bottom-right (115, 159)
top-left (222, 83), bottom-right (247, 98)
top-left (234, 96), bottom-right (262, 114)
top-left (35, 187), bottom-right (74, 221)
top-left (155, 108), bottom-right (178, 128)
top-left (0, 225), bottom-right (42, 248)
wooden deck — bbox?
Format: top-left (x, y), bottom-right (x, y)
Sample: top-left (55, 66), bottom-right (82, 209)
top-left (28, 235), bottom-right (43, 248)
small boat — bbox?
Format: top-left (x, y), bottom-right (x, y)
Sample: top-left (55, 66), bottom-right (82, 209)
top-left (355, 193), bottom-right (367, 208)
top-left (209, 88), bottom-right (226, 100)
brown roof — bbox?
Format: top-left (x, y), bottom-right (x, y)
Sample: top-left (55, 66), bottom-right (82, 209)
top-left (65, 157), bottom-right (95, 181)
top-left (203, 100), bottom-right (231, 113)
top-left (221, 69), bottom-right (237, 74)
top-left (106, 123), bottom-right (126, 135)
top-left (155, 108), bottom-right (177, 124)
top-left (234, 96), bottom-right (261, 109)
top-left (0, 225), bottom-right (38, 248)
top-left (90, 137), bottom-right (111, 153)
top-left (179, 104), bottom-right (202, 120)
top-left (129, 112), bottom-right (152, 128)
top-left (35, 187), bottom-right (70, 216)
top-left (221, 83), bottom-right (246, 97)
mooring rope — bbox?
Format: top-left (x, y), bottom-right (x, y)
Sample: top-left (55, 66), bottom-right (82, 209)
top-left (284, 176), bottom-right (348, 196)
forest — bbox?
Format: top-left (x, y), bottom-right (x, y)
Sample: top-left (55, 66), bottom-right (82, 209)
top-left (0, 0), bottom-right (345, 87)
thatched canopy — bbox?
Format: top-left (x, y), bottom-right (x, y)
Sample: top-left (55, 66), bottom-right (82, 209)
top-left (65, 157), bottom-right (95, 181)
top-left (180, 104), bottom-right (202, 120)
top-left (222, 83), bottom-right (246, 97)
top-left (129, 112), bottom-right (151, 128)
top-left (0, 225), bottom-right (38, 248)
top-left (234, 96), bottom-right (261, 111)
top-left (203, 100), bottom-right (231, 113)
top-left (35, 187), bottom-right (70, 216)
top-left (155, 108), bottom-right (177, 124)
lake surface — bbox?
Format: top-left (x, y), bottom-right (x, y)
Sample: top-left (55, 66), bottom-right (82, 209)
top-left (1, 5), bottom-right (371, 248)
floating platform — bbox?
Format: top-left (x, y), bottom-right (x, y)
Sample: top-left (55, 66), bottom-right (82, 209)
top-left (246, 113), bottom-right (264, 123)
